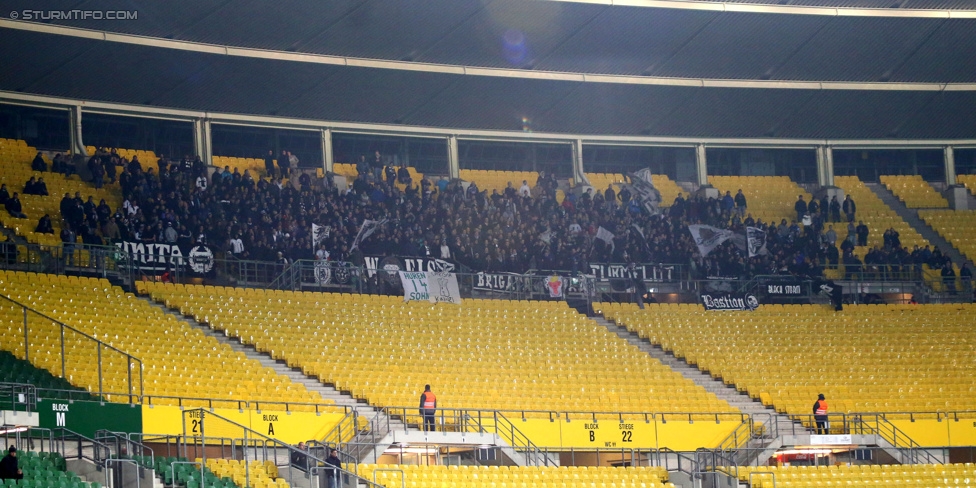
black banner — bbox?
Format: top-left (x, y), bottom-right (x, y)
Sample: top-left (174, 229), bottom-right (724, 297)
top-left (701, 292), bottom-right (759, 311)
top-left (588, 263), bottom-right (676, 282)
top-left (363, 256), bottom-right (456, 281)
top-left (115, 241), bottom-right (215, 277)
top-left (473, 272), bottom-right (525, 292)
top-left (764, 281), bottom-right (805, 296)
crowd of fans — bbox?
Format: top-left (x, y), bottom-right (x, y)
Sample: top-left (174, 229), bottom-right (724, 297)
top-left (4, 147), bottom-right (958, 287)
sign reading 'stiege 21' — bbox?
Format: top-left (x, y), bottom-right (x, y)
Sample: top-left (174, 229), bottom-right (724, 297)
top-left (701, 293), bottom-right (759, 311)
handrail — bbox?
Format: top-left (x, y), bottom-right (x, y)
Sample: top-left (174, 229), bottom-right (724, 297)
top-left (0, 292), bottom-right (143, 402)
top-left (868, 416), bottom-right (943, 465)
top-left (0, 382), bottom-right (37, 412)
top-left (784, 413), bottom-right (943, 465)
top-left (96, 429), bottom-right (155, 472)
top-left (319, 409), bottom-right (361, 448)
top-left (50, 427), bottom-right (114, 467)
top-left (268, 261), bottom-right (299, 290)
top-left (654, 448), bottom-right (697, 477)
top-left (105, 459), bottom-right (143, 488)
top-left (35, 387), bottom-right (351, 413)
top-left (181, 409), bottom-right (384, 488)
top-left (495, 411), bottom-right (557, 466)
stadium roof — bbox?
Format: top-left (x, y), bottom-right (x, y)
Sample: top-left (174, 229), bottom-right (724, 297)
top-left (3, 28), bottom-right (975, 140)
top-left (5, 0), bottom-right (976, 84)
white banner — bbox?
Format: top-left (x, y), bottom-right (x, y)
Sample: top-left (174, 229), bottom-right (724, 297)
top-left (595, 226), bottom-right (615, 251)
top-left (399, 271), bottom-right (462, 305)
top-left (688, 225), bottom-right (735, 257)
top-left (746, 226), bottom-right (768, 257)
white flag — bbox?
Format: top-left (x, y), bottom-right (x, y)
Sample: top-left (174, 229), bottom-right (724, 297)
top-left (350, 218), bottom-right (387, 252)
top-left (311, 223), bottom-right (330, 248)
top-left (622, 168), bottom-right (662, 214)
top-left (688, 225), bottom-right (735, 257)
top-left (596, 226), bottom-right (615, 251)
top-left (539, 230), bottom-right (553, 244)
top-left (746, 227), bottom-right (768, 257)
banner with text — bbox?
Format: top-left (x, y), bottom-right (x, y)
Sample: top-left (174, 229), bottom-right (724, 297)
top-left (115, 241), bottom-right (215, 277)
top-left (588, 263), bottom-right (676, 282)
top-left (473, 272), bottom-right (526, 293)
top-left (701, 292), bottom-right (759, 311)
top-left (364, 255), bottom-right (456, 280)
top-left (399, 271), bottom-right (462, 304)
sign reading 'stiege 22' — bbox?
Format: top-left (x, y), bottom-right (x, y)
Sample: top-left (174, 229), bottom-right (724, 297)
top-left (701, 293), bottom-right (759, 311)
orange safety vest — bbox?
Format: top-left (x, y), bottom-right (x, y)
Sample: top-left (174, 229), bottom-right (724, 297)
top-left (423, 391), bottom-right (436, 410)
top-left (815, 400), bottom-right (828, 416)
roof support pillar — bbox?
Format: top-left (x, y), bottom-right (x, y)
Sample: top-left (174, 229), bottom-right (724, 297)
top-left (944, 145), bottom-right (956, 186)
top-left (192, 118), bottom-right (212, 165)
top-left (321, 128), bottom-right (334, 173)
top-left (695, 143), bottom-right (708, 187)
top-left (69, 105), bottom-right (86, 156)
top-left (447, 135), bottom-right (459, 179)
top-left (816, 145), bottom-right (834, 187)
top-left (572, 138), bottom-right (589, 186)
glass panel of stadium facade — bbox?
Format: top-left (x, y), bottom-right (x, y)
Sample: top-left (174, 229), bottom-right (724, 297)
top-left (1, 103), bottom-right (972, 307)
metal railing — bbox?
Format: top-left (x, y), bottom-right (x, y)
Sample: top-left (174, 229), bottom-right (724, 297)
top-left (95, 429), bottom-right (155, 470)
top-left (846, 415), bottom-right (943, 465)
top-left (32, 388), bottom-right (349, 413)
top-left (177, 409), bottom-right (383, 488)
top-left (4, 240), bottom-right (969, 306)
top-left (1, 293), bottom-right (143, 402)
top-left (0, 381), bottom-right (37, 412)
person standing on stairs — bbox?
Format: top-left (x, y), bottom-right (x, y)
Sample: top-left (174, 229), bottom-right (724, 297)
top-left (290, 442), bottom-right (308, 472)
top-left (813, 394), bottom-right (829, 435)
top-left (842, 195), bottom-right (856, 223)
top-left (420, 384), bottom-right (437, 432)
top-left (325, 448), bottom-right (341, 488)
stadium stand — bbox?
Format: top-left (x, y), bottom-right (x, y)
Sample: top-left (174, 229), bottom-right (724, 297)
top-left (880, 175), bottom-right (949, 208)
top-left (599, 302), bottom-right (976, 416)
top-left (919, 210), bottom-right (976, 265)
top-left (831, 176), bottom-right (932, 281)
top-left (84, 146), bottom-right (156, 169)
top-left (140, 282), bottom-right (738, 417)
top-left (458, 170), bottom-right (540, 194)
top-left (957, 174), bottom-right (976, 195)
top-left (584, 173), bottom-right (682, 208)
top-left (0, 350), bottom-right (97, 402)
top-left (707, 176), bottom-right (812, 227)
top-left (11, 450), bottom-right (93, 488)
top-left (0, 139), bottom-right (121, 249)
top-left (737, 463), bottom-right (976, 488)
top-left (211, 155), bottom-right (271, 178)
top-left (833, 176), bottom-right (928, 250)
top-left (357, 464), bottom-right (674, 488)
top-left (0, 270), bottom-right (334, 410)
top-left (203, 458), bottom-right (284, 488)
